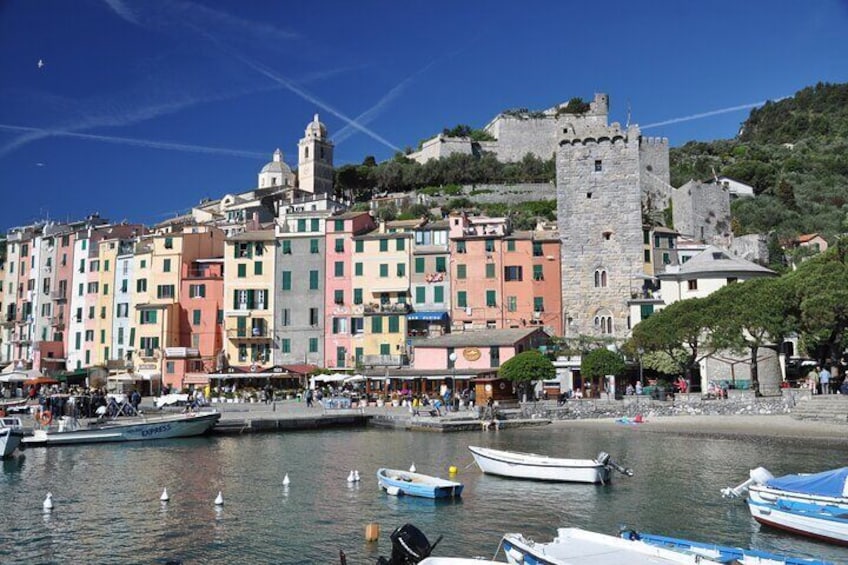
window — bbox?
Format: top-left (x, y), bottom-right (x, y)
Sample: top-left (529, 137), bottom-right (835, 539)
top-left (353, 288), bottom-right (363, 305)
top-left (334, 289), bottom-right (344, 304)
top-left (507, 240), bottom-right (516, 252)
top-left (456, 241), bottom-right (466, 254)
top-left (355, 240), bottom-right (363, 253)
top-left (100, 306), bottom-right (106, 319)
top-left (140, 310), bottom-right (158, 324)
top-left (644, 230), bottom-right (650, 245)
top-left (103, 283), bottom-right (109, 296)
top-left (87, 282), bottom-right (99, 294)
top-left (534, 297), bottom-right (545, 312)
top-left (334, 219), bottom-right (344, 232)
top-left (100, 329), bottom-right (106, 344)
top-left (662, 252), bottom-right (670, 265)
top-left (118, 303), bottom-right (129, 318)
top-left (688, 280), bottom-right (698, 291)
top-left (310, 219), bottom-right (319, 232)
top-left (433, 286), bottom-right (444, 303)
top-left (310, 239), bottom-right (319, 254)
top-left (644, 249), bottom-right (651, 263)
top-left (379, 264), bottom-right (388, 278)
top-left (380, 343), bottom-right (391, 356)
top-left (308, 338), bottom-right (318, 353)
top-left (334, 238), bottom-right (344, 252)
top-left (396, 263), bottom-right (405, 277)
top-left (485, 263), bottom-right (495, 279)
top-left (309, 308), bottom-right (319, 326)
top-left (435, 257), bottom-right (446, 273)
top-left (85, 330), bottom-right (94, 342)
top-left (140, 259), bottom-right (147, 269)
top-left (189, 284), bottom-right (206, 298)
top-left (164, 237), bottom-right (173, 249)
top-left (78, 259), bottom-right (85, 273)
top-left (238, 344), bottom-right (248, 362)
top-left (309, 270), bottom-right (319, 290)
top-left (90, 260), bottom-right (100, 272)
top-left (486, 290), bottom-right (496, 307)
top-left (336, 346), bottom-right (346, 366)
top-left (507, 296), bottom-right (517, 312)
top-left (281, 240), bottom-right (292, 254)
top-left (594, 159), bottom-right (602, 172)
top-left (594, 269), bottom-right (608, 288)
top-left (533, 242), bottom-right (543, 257)
top-left (254, 261), bottom-right (263, 275)
top-left (163, 259), bottom-right (171, 273)
top-left (533, 265), bottom-right (543, 281)
top-left (490, 347), bottom-right (500, 368)
top-left (354, 262), bottom-right (363, 276)
top-left (281, 271), bottom-right (292, 290)
top-left (503, 266), bottom-right (522, 281)
top-left (88, 306), bottom-right (95, 319)
top-left (457, 291), bottom-right (467, 308)
top-left (332, 317), bottom-right (348, 335)
top-left (237, 264), bottom-right (246, 278)
top-left (372, 317), bottom-right (383, 333)
top-left (594, 313), bottom-right (614, 335)
top-left (75, 332), bottom-right (81, 349)
top-left (297, 219), bottom-right (306, 233)
top-left (485, 239), bottom-right (495, 253)
top-left (278, 308), bottom-right (290, 327)
top-left (156, 285), bottom-right (175, 299)
top-left (254, 242), bottom-right (264, 256)
top-left (414, 257), bottom-right (425, 273)
top-left (334, 261), bottom-right (344, 277)
top-left (388, 315), bottom-right (400, 333)
top-left (137, 279), bottom-right (148, 292)
top-left (415, 286), bottom-right (426, 304)
top-left (457, 264), bottom-right (467, 279)
top-left (396, 239), bottom-right (405, 251)
top-left (281, 339), bottom-right (291, 353)
top-left (117, 327), bottom-right (124, 345)
top-left (352, 318), bottom-right (364, 334)
top-left (104, 259), bottom-right (110, 271)
top-left (192, 310), bottom-right (201, 325)
top-left (379, 239), bottom-right (388, 252)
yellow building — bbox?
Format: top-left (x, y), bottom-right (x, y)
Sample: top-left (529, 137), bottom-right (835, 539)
top-left (92, 239), bottom-right (119, 366)
top-left (223, 231), bottom-right (275, 370)
top-left (352, 223), bottom-right (412, 365)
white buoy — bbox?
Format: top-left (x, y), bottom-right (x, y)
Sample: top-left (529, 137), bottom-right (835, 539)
top-left (160, 488), bottom-right (170, 502)
top-left (409, 463), bottom-right (416, 473)
top-left (43, 492), bottom-right (53, 512)
top-left (214, 491), bottom-right (224, 506)
top-left (354, 470), bottom-right (360, 482)
top-left (283, 473), bottom-right (290, 486)
top-left (347, 470), bottom-right (355, 483)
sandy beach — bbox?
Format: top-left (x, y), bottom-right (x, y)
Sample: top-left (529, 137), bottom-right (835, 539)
top-left (548, 414), bottom-right (848, 441)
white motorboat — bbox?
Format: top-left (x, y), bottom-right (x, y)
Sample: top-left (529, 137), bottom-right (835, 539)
top-left (377, 468), bottom-right (464, 499)
top-left (468, 445), bottom-right (632, 484)
top-left (501, 527), bottom-right (829, 565)
top-left (723, 466), bottom-right (848, 545)
top-left (22, 410), bottom-right (221, 446)
top-left (0, 416), bottom-right (24, 457)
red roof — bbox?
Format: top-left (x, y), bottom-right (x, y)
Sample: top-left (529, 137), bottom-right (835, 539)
top-left (279, 364), bottom-right (319, 375)
top-left (797, 233), bottom-right (822, 243)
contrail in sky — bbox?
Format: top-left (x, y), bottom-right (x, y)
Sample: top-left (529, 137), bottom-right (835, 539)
top-left (641, 99), bottom-right (784, 129)
top-left (0, 124), bottom-right (265, 159)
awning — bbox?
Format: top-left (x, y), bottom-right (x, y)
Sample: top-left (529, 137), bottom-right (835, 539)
top-left (184, 373), bottom-right (211, 385)
top-left (407, 311), bottom-right (449, 321)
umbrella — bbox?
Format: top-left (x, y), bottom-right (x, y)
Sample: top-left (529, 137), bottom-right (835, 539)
top-left (24, 377), bottom-right (59, 386)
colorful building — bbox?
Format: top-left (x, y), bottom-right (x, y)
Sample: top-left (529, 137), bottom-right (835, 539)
top-left (178, 258), bottom-right (224, 387)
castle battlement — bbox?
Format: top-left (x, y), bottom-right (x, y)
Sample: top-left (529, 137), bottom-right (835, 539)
top-left (641, 136), bottom-right (669, 146)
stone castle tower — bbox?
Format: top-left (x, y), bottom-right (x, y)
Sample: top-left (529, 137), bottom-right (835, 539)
top-left (298, 114), bottom-right (334, 194)
top-left (556, 96), bottom-right (670, 340)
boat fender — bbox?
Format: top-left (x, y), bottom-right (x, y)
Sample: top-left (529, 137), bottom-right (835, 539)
top-left (40, 411), bottom-right (53, 426)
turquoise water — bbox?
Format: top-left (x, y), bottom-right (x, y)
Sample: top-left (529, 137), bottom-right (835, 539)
top-left (1, 424), bottom-right (847, 564)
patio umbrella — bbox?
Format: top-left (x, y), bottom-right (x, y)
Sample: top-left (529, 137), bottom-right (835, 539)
top-left (25, 376), bottom-right (59, 386)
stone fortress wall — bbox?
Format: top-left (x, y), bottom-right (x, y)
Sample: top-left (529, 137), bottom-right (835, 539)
top-left (672, 180), bottom-right (732, 247)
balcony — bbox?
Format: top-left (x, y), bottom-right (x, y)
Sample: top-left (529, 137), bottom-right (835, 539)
top-left (363, 302), bottom-right (411, 315)
top-left (107, 359), bottom-right (131, 370)
top-left (227, 327), bottom-right (271, 341)
top-left (185, 268), bottom-right (222, 279)
top-left (362, 354), bottom-right (409, 367)
top-left (51, 290), bottom-right (67, 302)
top-left (138, 349), bottom-right (158, 361)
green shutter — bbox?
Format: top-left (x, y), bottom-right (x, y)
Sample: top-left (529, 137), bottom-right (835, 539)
top-left (254, 261), bottom-right (263, 275)
top-left (237, 316), bottom-right (246, 337)
top-left (372, 316), bottom-right (383, 333)
top-left (396, 263), bottom-right (405, 277)
top-left (311, 219), bottom-right (319, 232)
top-left (334, 262), bottom-right (344, 277)
top-left (380, 343), bottom-right (390, 356)
top-left (457, 291), bottom-right (467, 308)
top-left (486, 290), bottom-right (496, 307)
top-left (457, 264), bottom-right (466, 279)
top-left (354, 288), bottom-right (363, 304)
top-left (507, 240), bottom-right (516, 252)
top-left (379, 264), bottom-right (388, 277)
top-left (396, 238), bottom-right (405, 251)
top-left (310, 239), bottom-right (319, 253)
top-left (193, 309), bottom-right (201, 324)
top-left (310, 270), bottom-right (319, 289)
top-left (434, 286), bottom-right (444, 303)
top-left (238, 264), bottom-right (246, 278)
top-left (388, 315), bottom-right (399, 333)
top-left (436, 257), bottom-right (446, 272)
top-left (129, 328), bottom-right (135, 347)
top-left (282, 271), bottom-right (292, 290)
top-left (297, 219), bottom-right (306, 232)
top-left (379, 239), bottom-right (388, 252)
top-left (486, 263), bottom-right (495, 278)
top-left (415, 257), bottom-right (424, 273)
top-left (354, 262), bottom-right (363, 276)
top-left (355, 240), bottom-right (363, 253)
top-left (415, 286), bottom-right (425, 304)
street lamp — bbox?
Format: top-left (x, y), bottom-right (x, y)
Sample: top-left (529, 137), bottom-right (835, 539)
top-left (637, 347), bottom-right (644, 386)
top-left (448, 352), bottom-right (457, 410)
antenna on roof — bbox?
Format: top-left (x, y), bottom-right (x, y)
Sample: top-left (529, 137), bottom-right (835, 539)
top-left (625, 101), bottom-right (631, 128)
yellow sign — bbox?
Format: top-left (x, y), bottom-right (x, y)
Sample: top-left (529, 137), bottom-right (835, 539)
top-left (463, 347), bottom-right (481, 362)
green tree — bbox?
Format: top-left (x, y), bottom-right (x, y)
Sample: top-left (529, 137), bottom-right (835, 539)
top-left (499, 350), bottom-right (555, 389)
top-left (581, 348), bottom-right (626, 393)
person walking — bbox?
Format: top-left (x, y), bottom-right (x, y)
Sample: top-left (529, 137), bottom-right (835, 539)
top-left (819, 365), bottom-right (831, 395)
top-left (809, 367), bottom-right (820, 394)
top-left (305, 388), bottom-right (314, 407)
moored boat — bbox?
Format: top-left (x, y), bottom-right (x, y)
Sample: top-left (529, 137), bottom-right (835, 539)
top-left (377, 468), bottom-right (463, 499)
top-left (723, 466), bottom-right (848, 546)
top-left (502, 527), bottom-right (830, 565)
top-left (0, 416), bottom-right (24, 457)
top-left (22, 410), bottom-right (221, 446)
top-left (468, 445), bottom-right (632, 484)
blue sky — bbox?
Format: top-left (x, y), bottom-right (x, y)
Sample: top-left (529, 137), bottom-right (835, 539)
top-left (1, 0), bottom-right (846, 231)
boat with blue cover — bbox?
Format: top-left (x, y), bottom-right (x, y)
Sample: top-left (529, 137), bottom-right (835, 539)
top-left (723, 466), bottom-right (848, 545)
top-left (377, 468), bottom-right (463, 499)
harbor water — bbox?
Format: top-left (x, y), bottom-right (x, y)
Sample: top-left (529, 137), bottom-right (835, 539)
top-left (2, 423), bottom-right (847, 564)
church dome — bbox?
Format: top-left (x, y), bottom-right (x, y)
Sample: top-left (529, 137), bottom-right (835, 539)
top-left (257, 148), bottom-right (294, 188)
top-left (260, 148), bottom-right (293, 175)
top-left (304, 113), bottom-right (327, 139)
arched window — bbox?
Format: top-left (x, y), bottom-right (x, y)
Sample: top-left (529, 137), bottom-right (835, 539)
top-left (593, 310), bottom-right (614, 335)
top-left (594, 268), bottom-right (608, 288)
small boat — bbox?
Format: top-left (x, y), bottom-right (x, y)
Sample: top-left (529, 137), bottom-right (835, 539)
top-left (502, 528), bottom-right (830, 565)
top-left (0, 416), bottom-right (24, 457)
top-left (626, 530), bottom-right (831, 565)
top-left (723, 466), bottom-right (848, 546)
top-left (22, 410), bottom-right (221, 446)
top-left (377, 468), bottom-right (463, 499)
top-left (468, 445), bottom-right (632, 484)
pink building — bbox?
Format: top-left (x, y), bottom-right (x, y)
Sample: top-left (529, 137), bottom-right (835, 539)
top-left (324, 211), bottom-right (375, 369)
top-left (411, 328), bottom-right (552, 372)
top-left (175, 259), bottom-right (224, 389)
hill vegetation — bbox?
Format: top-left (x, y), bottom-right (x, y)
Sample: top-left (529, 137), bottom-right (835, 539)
top-left (670, 82), bottom-right (848, 242)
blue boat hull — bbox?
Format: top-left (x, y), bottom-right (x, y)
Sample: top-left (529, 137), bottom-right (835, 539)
top-left (377, 468), bottom-right (463, 499)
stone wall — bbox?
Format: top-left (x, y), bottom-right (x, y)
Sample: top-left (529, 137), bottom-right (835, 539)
top-left (423, 183), bottom-right (556, 206)
top-left (672, 180), bottom-right (732, 246)
top-left (730, 234), bottom-right (769, 265)
top-left (557, 126), bottom-right (644, 340)
top-left (484, 115), bottom-right (558, 162)
top-left (639, 137), bottom-right (671, 211)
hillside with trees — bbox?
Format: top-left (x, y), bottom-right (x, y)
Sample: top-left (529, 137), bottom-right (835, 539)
top-left (670, 82), bottom-right (848, 242)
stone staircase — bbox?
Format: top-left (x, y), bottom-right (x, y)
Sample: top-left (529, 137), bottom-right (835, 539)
top-left (790, 395), bottom-right (848, 423)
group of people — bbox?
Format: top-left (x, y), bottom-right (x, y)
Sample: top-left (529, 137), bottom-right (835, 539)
top-left (804, 365), bottom-right (844, 395)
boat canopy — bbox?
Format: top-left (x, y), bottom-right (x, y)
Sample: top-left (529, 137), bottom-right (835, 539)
top-left (767, 467), bottom-right (848, 498)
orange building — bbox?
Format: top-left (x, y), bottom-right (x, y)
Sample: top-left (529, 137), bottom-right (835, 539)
top-left (177, 258), bottom-right (225, 388)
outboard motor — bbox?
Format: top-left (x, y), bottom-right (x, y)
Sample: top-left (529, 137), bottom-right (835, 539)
top-left (597, 451), bottom-right (634, 477)
top-left (376, 524), bottom-right (442, 565)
